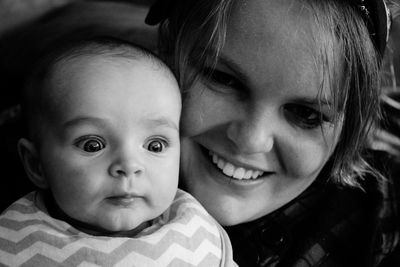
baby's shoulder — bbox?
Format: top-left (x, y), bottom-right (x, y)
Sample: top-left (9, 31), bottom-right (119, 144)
top-left (166, 189), bottom-right (220, 224)
top-left (1, 191), bottom-right (39, 218)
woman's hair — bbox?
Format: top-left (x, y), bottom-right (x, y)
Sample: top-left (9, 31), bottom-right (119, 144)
top-left (155, 0), bottom-right (390, 187)
top-left (154, 0), bottom-right (234, 89)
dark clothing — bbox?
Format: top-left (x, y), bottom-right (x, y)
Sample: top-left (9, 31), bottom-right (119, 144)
top-left (225, 157), bottom-right (400, 267)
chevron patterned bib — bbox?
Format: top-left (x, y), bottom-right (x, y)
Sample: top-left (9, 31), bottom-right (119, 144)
top-left (0, 189), bottom-right (236, 267)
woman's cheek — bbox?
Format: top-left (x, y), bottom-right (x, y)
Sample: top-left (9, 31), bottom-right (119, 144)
top-left (180, 97), bottom-right (203, 137)
top-left (180, 84), bottom-right (215, 137)
top-left (283, 131), bottom-right (338, 179)
top-left (181, 82), bottom-right (238, 138)
top-left (288, 143), bottom-right (326, 178)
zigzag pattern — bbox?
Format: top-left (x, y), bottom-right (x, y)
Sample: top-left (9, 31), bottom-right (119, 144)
top-left (0, 190), bottom-right (233, 267)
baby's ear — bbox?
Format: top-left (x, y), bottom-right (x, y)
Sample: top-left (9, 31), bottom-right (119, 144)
top-left (17, 138), bottom-right (48, 189)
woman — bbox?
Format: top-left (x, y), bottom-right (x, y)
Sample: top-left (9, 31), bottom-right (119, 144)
top-left (146, 0), bottom-right (400, 266)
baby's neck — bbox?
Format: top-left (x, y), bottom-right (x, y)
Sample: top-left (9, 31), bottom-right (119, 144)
top-left (43, 190), bottom-right (150, 237)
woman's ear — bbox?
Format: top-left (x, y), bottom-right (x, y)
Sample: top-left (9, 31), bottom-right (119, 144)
top-left (17, 138), bottom-right (48, 189)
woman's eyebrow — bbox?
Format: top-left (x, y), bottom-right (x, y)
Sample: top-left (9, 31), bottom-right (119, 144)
top-left (295, 97), bottom-right (332, 107)
top-left (217, 53), bottom-right (249, 83)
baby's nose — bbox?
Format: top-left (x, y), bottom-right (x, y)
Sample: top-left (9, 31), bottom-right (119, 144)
top-left (108, 151), bottom-right (145, 178)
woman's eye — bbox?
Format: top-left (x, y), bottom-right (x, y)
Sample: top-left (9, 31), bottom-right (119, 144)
top-left (203, 67), bottom-right (244, 94)
top-left (285, 104), bottom-right (329, 129)
top-left (146, 139), bottom-right (167, 153)
top-left (75, 137), bottom-right (106, 153)
top-left (209, 69), bottom-right (239, 88)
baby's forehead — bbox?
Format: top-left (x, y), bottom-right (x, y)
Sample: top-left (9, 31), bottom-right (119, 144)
top-left (53, 48), bottom-right (166, 76)
top-left (46, 48), bottom-right (178, 103)
top-left (46, 47), bottom-right (177, 97)
top-left (24, 40), bottom-right (180, 139)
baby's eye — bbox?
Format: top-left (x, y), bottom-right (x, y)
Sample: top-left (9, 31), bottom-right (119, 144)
top-left (75, 136), bottom-right (106, 153)
top-left (146, 139), bottom-right (168, 153)
top-left (284, 104), bottom-right (330, 129)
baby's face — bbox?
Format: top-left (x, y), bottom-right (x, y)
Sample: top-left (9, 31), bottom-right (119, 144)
top-left (36, 55), bottom-right (181, 233)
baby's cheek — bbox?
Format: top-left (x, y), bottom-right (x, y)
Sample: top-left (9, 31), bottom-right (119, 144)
top-left (48, 160), bottom-right (102, 208)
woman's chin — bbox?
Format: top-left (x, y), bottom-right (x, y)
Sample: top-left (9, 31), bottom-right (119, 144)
top-left (207, 206), bottom-right (255, 226)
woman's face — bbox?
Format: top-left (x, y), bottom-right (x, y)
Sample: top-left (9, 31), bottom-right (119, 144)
top-left (180, 0), bottom-right (342, 226)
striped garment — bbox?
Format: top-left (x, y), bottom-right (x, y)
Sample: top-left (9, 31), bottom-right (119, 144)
top-left (0, 189), bottom-right (236, 267)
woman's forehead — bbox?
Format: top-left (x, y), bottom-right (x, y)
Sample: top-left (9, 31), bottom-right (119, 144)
top-left (229, 0), bottom-right (312, 30)
top-left (223, 0), bottom-right (340, 99)
top-left (226, 0), bottom-right (317, 63)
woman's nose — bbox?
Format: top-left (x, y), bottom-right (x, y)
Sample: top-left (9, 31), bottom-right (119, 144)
top-left (227, 112), bottom-right (274, 154)
top-left (108, 150), bottom-right (145, 178)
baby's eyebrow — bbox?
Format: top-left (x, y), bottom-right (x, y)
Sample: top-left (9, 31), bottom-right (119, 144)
top-left (63, 117), bottom-right (107, 129)
top-left (145, 117), bottom-right (179, 131)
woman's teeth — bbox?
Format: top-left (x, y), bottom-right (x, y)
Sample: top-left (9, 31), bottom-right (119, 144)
top-left (209, 151), bottom-right (264, 180)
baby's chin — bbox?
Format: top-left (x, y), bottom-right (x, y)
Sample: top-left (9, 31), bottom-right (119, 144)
top-left (87, 218), bottom-right (151, 237)
top-left (100, 214), bottom-right (149, 231)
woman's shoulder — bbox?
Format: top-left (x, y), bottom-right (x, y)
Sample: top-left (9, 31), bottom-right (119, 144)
top-left (308, 167), bottom-right (400, 266)
top-left (224, 173), bottom-right (399, 266)
top-left (365, 151), bottom-right (400, 266)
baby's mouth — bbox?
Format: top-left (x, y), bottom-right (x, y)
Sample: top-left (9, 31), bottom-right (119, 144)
top-left (208, 150), bottom-right (265, 180)
top-left (107, 194), bottom-right (139, 207)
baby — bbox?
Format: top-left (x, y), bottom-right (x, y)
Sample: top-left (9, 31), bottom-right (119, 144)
top-left (0, 37), bottom-right (235, 266)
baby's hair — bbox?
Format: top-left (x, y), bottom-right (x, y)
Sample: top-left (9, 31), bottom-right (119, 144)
top-left (155, 0), bottom-right (389, 187)
top-left (21, 36), bottom-right (171, 141)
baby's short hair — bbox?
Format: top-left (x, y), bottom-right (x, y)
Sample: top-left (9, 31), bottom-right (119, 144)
top-left (21, 36), bottom-right (172, 140)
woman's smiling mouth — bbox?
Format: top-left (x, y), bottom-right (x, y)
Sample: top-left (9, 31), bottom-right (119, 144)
top-left (208, 150), bottom-right (266, 180)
